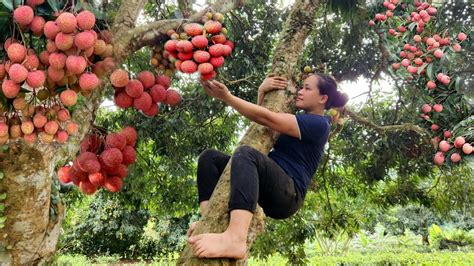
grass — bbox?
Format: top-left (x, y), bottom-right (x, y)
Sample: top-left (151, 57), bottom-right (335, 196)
top-left (53, 250), bottom-right (474, 265)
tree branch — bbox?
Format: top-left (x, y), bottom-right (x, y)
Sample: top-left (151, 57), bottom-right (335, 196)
top-left (113, 0), bottom-right (245, 59)
top-left (343, 108), bottom-right (431, 143)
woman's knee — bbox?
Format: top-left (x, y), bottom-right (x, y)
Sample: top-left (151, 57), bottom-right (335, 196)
top-left (233, 145), bottom-right (257, 158)
top-left (198, 149), bottom-right (220, 165)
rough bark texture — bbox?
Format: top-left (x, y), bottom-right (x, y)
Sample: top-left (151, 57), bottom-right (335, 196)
top-left (177, 1), bottom-right (319, 265)
top-left (0, 92), bottom-right (101, 265)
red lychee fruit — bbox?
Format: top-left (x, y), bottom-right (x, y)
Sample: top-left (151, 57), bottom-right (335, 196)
top-left (116, 164), bottom-right (128, 179)
top-left (137, 71), bottom-right (156, 89)
top-left (164, 40), bottom-right (178, 53)
top-left (47, 66), bottom-right (65, 82)
top-left (156, 74), bottom-right (171, 89)
top-left (433, 152), bottom-right (445, 166)
top-left (198, 62), bottom-right (213, 75)
top-left (164, 89), bottom-right (181, 106)
top-left (2, 80), bottom-right (20, 98)
top-left (125, 79), bottom-right (144, 98)
top-left (211, 34), bottom-right (226, 44)
top-left (191, 35), bottom-right (208, 49)
top-left (49, 52), bottom-right (67, 69)
top-left (184, 23), bottom-right (204, 36)
top-left (44, 21), bottom-right (60, 40)
top-left (208, 44), bottom-right (225, 57)
top-left (427, 81), bottom-right (436, 90)
top-left (21, 121), bottom-right (35, 135)
top-left (8, 63), bottom-right (28, 83)
top-left (57, 109), bottom-right (70, 122)
top-left (24, 54), bottom-right (40, 70)
top-left (55, 130), bottom-right (69, 143)
top-left (76, 10), bottom-right (96, 31)
top-left (24, 132), bottom-right (37, 143)
top-left (33, 113), bottom-right (47, 128)
top-left (150, 84), bottom-right (167, 102)
top-left (178, 52), bottom-right (193, 61)
top-left (30, 16), bottom-right (46, 36)
top-left (176, 40), bottom-right (194, 53)
top-left (74, 31), bottom-right (96, 50)
top-left (56, 12), bottom-right (77, 33)
top-left (121, 126), bottom-right (137, 146)
top-left (104, 177), bottom-right (123, 192)
top-left (26, 70), bottom-right (46, 88)
top-left (421, 104), bottom-right (431, 113)
top-left (433, 104), bottom-right (443, 112)
top-left (106, 133), bottom-right (127, 150)
top-left (181, 60), bottom-right (197, 74)
top-left (133, 92), bottom-right (153, 111)
top-left (13, 6), bottom-right (34, 26)
top-left (439, 140), bottom-right (450, 152)
top-left (7, 43), bottom-right (27, 63)
top-left (44, 120), bottom-right (59, 135)
top-left (66, 55), bottom-right (87, 75)
top-left (454, 136), bottom-right (466, 148)
top-left (204, 20), bottom-right (222, 34)
top-left (110, 69), bottom-right (129, 87)
top-left (58, 166), bottom-right (72, 183)
top-left (450, 153), bottom-right (461, 163)
top-left (193, 50), bottom-right (211, 63)
top-left (122, 145), bottom-right (137, 165)
top-left (143, 103), bottom-right (159, 117)
top-left (462, 143), bottom-right (472, 155)
top-left (210, 56), bottom-right (225, 68)
top-left (80, 181), bottom-right (97, 195)
top-left (79, 73), bottom-right (100, 90)
top-left (60, 89), bottom-right (78, 107)
top-left (55, 32), bottom-right (74, 51)
top-left (100, 147), bottom-right (123, 167)
top-left (457, 32), bottom-right (467, 42)
top-left (89, 172), bottom-right (106, 187)
top-left (114, 92), bottom-right (134, 108)
top-left (201, 70), bottom-right (216, 81)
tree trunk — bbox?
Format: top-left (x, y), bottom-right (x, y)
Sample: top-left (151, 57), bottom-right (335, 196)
top-left (177, 0), bottom-right (319, 264)
top-left (0, 0), bottom-right (244, 264)
top-left (0, 96), bottom-right (98, 265)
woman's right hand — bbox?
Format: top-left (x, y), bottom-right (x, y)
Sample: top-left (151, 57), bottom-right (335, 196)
top-left (258, 75), bottom-right (288, 93)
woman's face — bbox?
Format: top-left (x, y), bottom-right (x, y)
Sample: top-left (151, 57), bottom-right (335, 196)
top-left (295, 75), bottom-right (328, 111)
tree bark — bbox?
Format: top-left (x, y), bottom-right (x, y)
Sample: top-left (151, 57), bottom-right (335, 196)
top-left (0, 93), bottom-right (101, 265)
top-left (177, 1), bottom-right (319, 265)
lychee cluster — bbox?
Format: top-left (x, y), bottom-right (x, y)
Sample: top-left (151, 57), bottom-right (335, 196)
top-left (57, 126), bottom-right (138, 195)
top-left (369, 0), bottom-right (472, 167)
top-left (163, 11), bottom-right (234, 80)
top-left (150, 45), bottom-right (178, 77)
top-left (111, 69), bottom-right (181, 116)
top-left (0, 102), bottom-right (79, 145)
top-left (1, 4), bottom-right (116, 146)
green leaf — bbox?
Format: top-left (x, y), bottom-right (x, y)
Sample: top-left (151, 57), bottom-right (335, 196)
top-left (455, 76), bottom-right (462, 91)
top-left (426, 63), bottom-right (433, 80)
top-left (0, 193), bottom-right (6, 200)
top-left (0, 171), bottom-right (3, 180)
top-left (1, 145), bottom-right (7, 152)
top-left (47, 0), bottom-right (59, 12)
top-left (1, 0), bottom-right (13, 10)
top-left (0, 204), bottom-right (4, 211)
top-left (417, 63), bottom-right (428, 75)
top-left (0, 216), bottom-right (6, 223)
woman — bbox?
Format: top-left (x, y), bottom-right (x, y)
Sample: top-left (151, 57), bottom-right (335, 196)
top-left (187, 72), bottom-right (348, 259)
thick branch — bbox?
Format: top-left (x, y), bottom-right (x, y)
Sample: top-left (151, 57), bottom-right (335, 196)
top-left (113, 0), bottom-right (245, 59)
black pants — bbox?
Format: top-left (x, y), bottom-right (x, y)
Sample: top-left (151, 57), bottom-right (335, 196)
top-left (197, 146), bottom-right (303, 219)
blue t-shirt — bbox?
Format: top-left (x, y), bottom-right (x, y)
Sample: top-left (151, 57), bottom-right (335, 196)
top-left (268, 113), bottom-right (330, 198)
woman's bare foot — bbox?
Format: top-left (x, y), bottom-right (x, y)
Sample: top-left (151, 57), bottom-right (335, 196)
top-left (188, 231), bottom-right (247, 259)
top-left (187, 221), bottom-right (200, 237)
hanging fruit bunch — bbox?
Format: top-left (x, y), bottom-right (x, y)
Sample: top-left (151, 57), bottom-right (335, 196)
top-left (57, 126), bottom-right (138, 195)
top-left (0, 1), bottom-right (116, 145)
top-left (163, 11), bottom-right (235, 81)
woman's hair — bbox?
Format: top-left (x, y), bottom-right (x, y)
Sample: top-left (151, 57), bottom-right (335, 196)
top-left (313, 72), bottom-right (348, 109)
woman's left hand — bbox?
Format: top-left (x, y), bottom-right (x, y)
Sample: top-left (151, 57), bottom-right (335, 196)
top-left (201, 80), bottom-right (232, 101)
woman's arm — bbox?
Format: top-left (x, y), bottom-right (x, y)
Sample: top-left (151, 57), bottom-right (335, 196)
top-left (202, 80), bottom-right (300, 138)
top-left (257, 76), bottom-right (288, 105)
